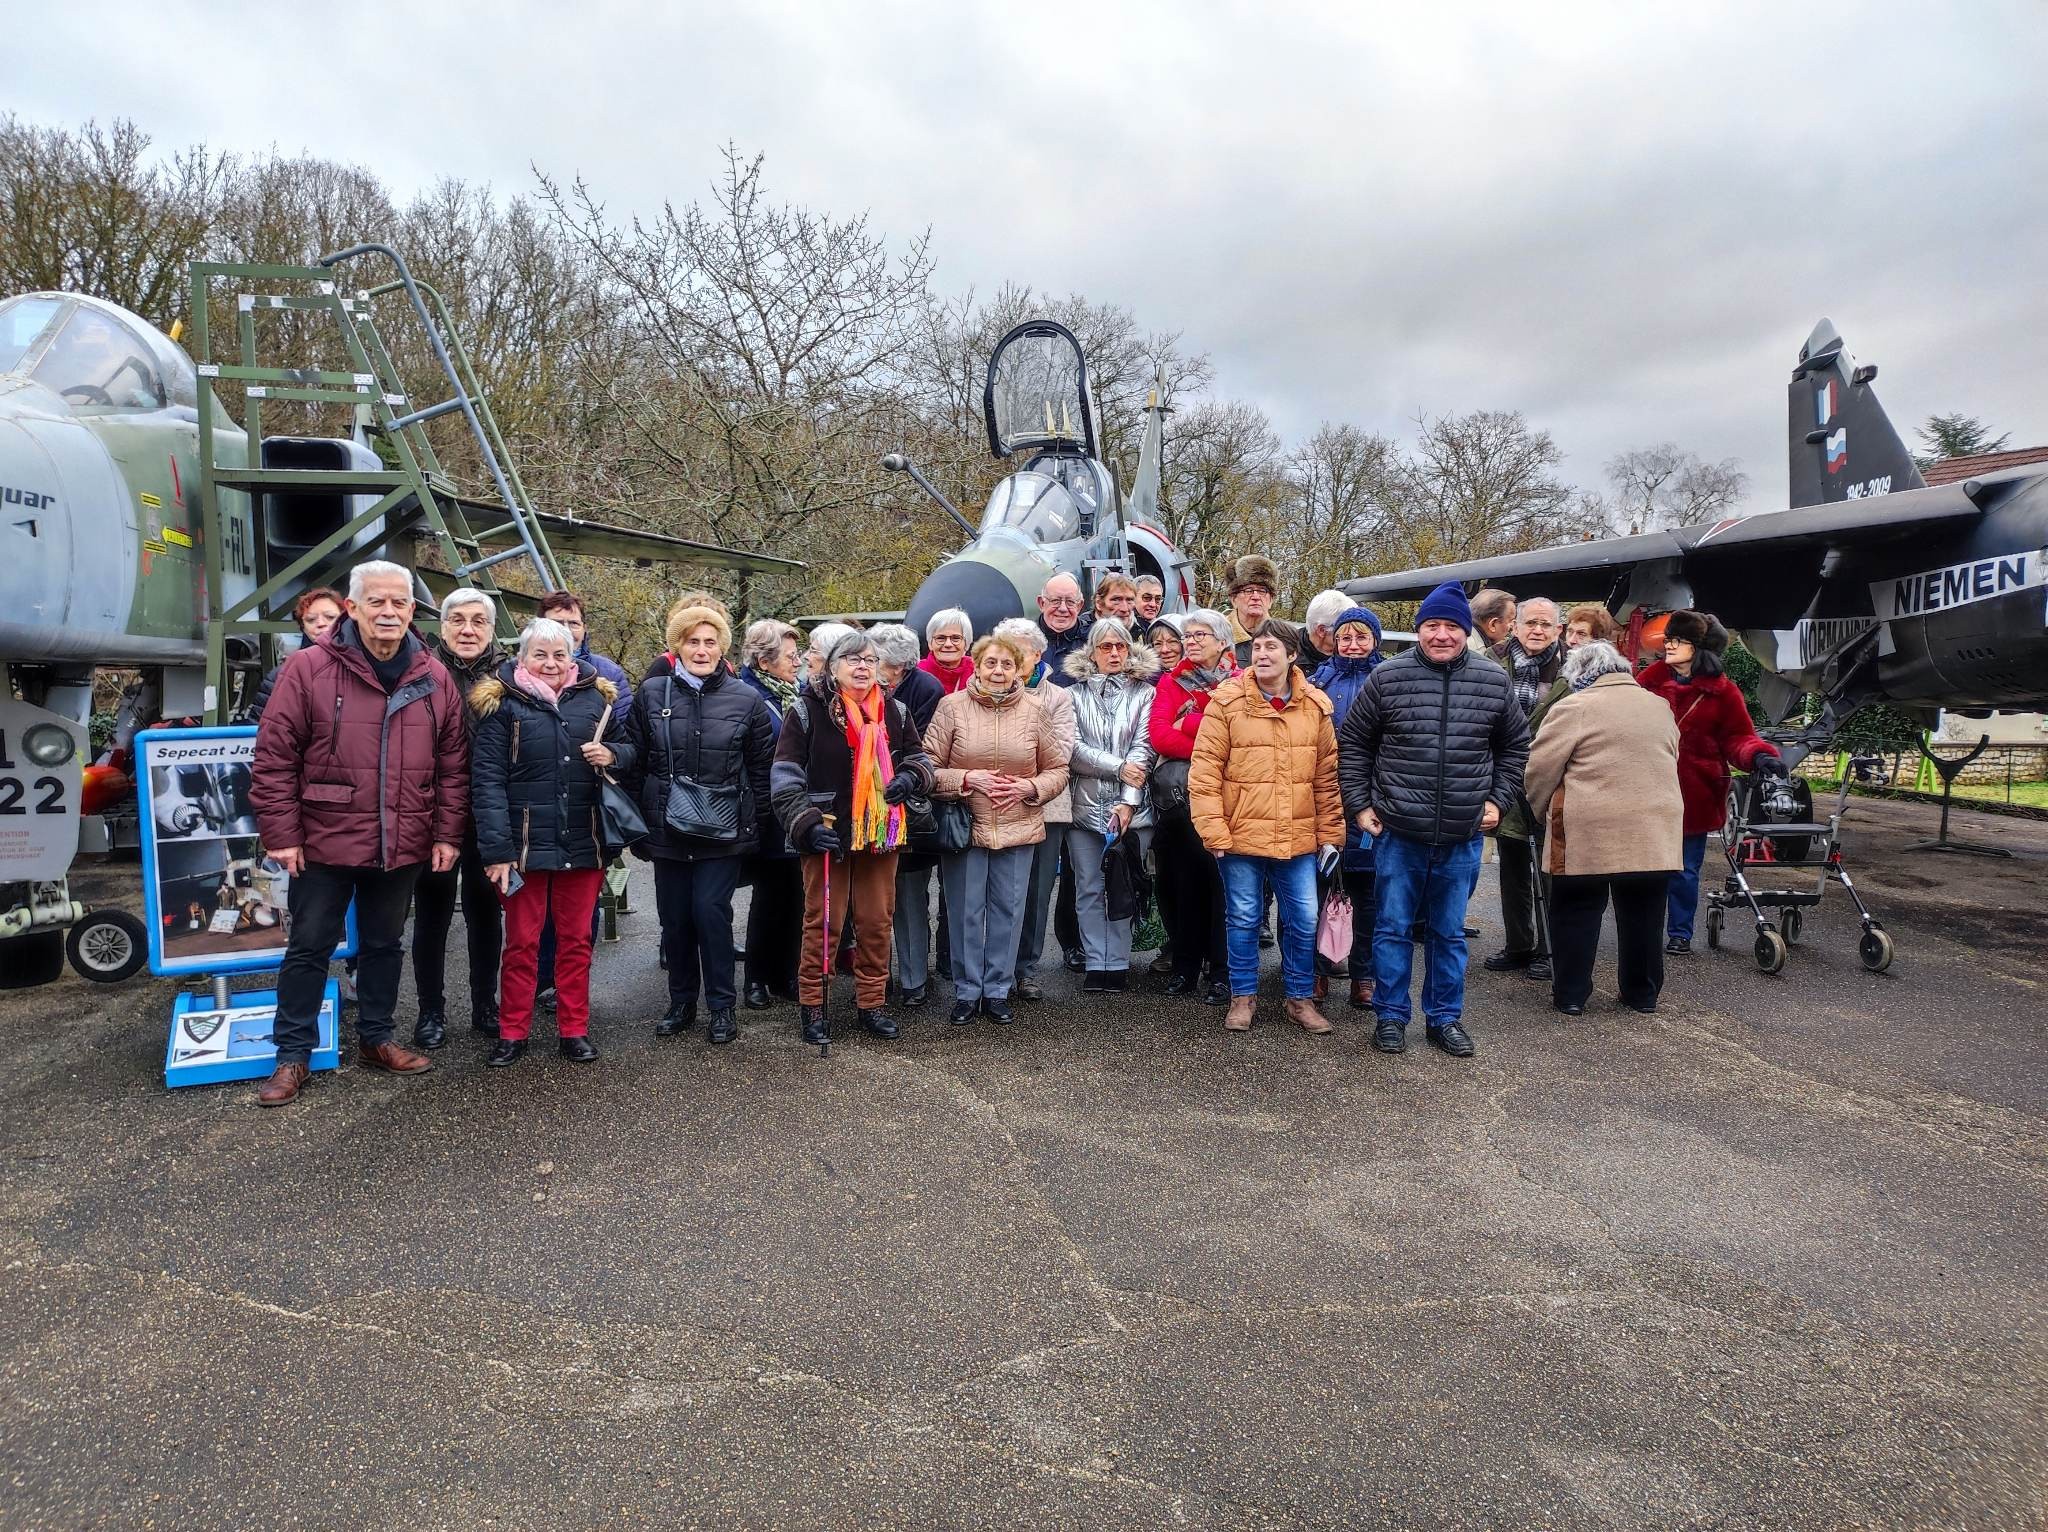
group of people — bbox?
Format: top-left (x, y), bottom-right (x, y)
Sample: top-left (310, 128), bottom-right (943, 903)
top-left (244, 554), bottom-right (1783, 1108)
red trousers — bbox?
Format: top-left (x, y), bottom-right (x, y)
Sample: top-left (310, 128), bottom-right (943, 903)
top-left (498, 868), bottom-right (604, 1040)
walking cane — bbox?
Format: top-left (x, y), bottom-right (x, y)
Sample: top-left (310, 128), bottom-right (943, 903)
top-left (1520, 793), bottom-right (1554, 965)
top-left (815, 813), bottom-right (835, 1060)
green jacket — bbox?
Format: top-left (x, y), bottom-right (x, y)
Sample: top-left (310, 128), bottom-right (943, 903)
top-left (1498, 675), bottom-right (1569, 840)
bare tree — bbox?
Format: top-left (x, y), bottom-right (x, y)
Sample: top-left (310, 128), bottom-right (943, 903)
top-left (1391, 410), bottom-right (1601, 566)
top-left (1271, 423), bottom-right (1405, 602)
top-left (1603, 442), bottom-right (1748, 531)
top-left (1158, 398), bottom-right (1283, 592)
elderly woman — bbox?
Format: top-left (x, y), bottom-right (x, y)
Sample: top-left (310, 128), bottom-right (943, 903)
top-left (772, 629), bottom-right (933, 1044)
top-left (737, 618), bottom-right (804, 1009)
top-left (628, 602), bottom-right (776, 1045)
top-left (469, 618), bottom-right (634, 1066)
top-left (1308, 605), bottom-right (1383, 1008)
top-left (873, 623), bottom-right (945, 1008)
top-left (1637, 610), bottom-right (1787, 953)
top-left (999, 616), bottom-right (1079, 1001)
top-left (243, 585), bottom-right (344, 723)
top-left (918, 608), bottom-right (975, 695)
top-left (1523, 642), bottom-right (1684, 1015)
top-left (804, 621), bottom-right (855, 684)
top-left (408, 587), bottom-right (506, 1048)
top-left (1062, 618), bottom-right (1158, 991)
top-left (924, 631), bottom-right (1070, 1026)
top-left (1147, 615), bottom-right (1183, 673)
top-left (1148, 607), bottom-right (1236, 1004)
top-left (1189, 619), bottom-right (1343, 1033)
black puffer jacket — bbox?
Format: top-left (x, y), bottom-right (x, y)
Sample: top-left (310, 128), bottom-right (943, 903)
top-left (468, 661), bottom-right (635, 871)
top-left (623, 655), bottom-right (776, 862)
top-left (1337, 648), bottom-right (1530, 846)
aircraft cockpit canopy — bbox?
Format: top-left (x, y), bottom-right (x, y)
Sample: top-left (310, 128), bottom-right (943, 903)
top-left (984, 319), bottom-right (1096, 460)
top-left (979, 470), bottom-right (1082, 545)
top-left (0, 292), bottom-right (197, 412)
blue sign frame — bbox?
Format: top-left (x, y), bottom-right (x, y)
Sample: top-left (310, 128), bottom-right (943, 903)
top-left (134, 726), bottom-right (357, 977)
top-left (164, 981), bottom-right (341, 1088)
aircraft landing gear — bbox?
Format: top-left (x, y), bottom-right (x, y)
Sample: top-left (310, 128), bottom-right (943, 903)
top-left (0, 930), bottom-right (66, 989)
top-left (66, 909), bottom-right (148, 983)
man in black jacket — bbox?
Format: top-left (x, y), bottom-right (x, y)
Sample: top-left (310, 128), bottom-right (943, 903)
top-left (1339, 583), bottom-right (1529, 1059)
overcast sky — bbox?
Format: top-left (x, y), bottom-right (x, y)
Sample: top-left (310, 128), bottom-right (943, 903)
top-left (8, 1), bottom-right (2044, 512)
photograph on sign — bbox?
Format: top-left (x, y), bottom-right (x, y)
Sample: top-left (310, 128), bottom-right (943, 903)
top-left (148, 758), bottom-right (258, 840)
top-left (164, 986), bottom-right (340, 1088)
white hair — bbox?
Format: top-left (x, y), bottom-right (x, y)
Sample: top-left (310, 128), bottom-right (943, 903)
top-left (438, 586), bottom-right (495, 626)
top-left (1134, 574), bottom-right (1164, 596)
top-left (1180, 607), bottom-right (1231, 643)
top-left (924, 607), bottom-right (973, 647)
top-left (1304, 589), bottom-right (1351, 633)
top-left (1562, 640), bottom-right (1631, 687)
top-left (347, 560), bottom-right (413, 603)
top-left (807, 621), bottom-right (854, 657)
top-left (515, 617), bottom-right (577, 662)
top-left (1518, 596), bottom-right (1561, 623)
top-left (869, 623), bottom-right (922, 669)
top-left (991, 617), bottom-right (1046, 656)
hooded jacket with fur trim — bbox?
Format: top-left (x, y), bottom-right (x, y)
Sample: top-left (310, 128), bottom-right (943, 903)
top-left (468, 660), bottom-right (636, 871)
top-left (1062, 642), bottom-right (1161, 832)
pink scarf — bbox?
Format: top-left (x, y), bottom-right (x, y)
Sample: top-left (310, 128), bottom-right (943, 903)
top-left (512, 664), bottom-right (562, 707)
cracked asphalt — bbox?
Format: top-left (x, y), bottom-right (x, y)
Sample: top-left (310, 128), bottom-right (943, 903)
top-left (2, 796), bottom-right (2043, 1529)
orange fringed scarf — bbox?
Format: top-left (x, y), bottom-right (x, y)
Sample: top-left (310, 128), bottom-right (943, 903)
top-left (839, 685), bottom-right (904, 851)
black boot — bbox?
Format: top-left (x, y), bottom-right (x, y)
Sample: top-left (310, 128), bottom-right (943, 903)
top-left (859, 1007), bottom-right (899, 1040)
top-left (707, 1009), bottom-right (738, 1045)
top-left (559, 1035), bottom-right (599, 1063)
top-left (1102, 970), bottom-right (1127, 992)
top-left (486, 1038), bottom-right (527, 1068)
top-left (470, 998), bottom-right (499, 1037)
top-left (411, 1008), bottom-right (446, 1051)
top-left (900, 983), bottom-right (929, 1009)
top-left (949, 1000), bottom-right (976, 1027)
top-left (1082, 970), bottom-right (1108, 993)
top-left (743, 981), bottom-right (772, 1011)
top-left (800, 1006), bottom-right (830, 1045)
top-left (654, 1002), bottom-right (695, 1038)
top-left (1164, 973), bottom-right (1196, 997)
top-left (982, 997), bottom-right (1014, 1025)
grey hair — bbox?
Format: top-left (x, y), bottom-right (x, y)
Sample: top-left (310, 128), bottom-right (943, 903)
top-left (1134, 574), bottom-right (1164, 596)
top-left (868, 623), bottom-right (922, 669)
top-left (515, 616), bottom-right (577, 662)
top-left (346, 559), bottom-right (413, 603)
top-left (741, 618), bottom-right (798, 671)
top-left (924, 607), bottom-right (973, 647)
top-left (807, 620), bottom-right (854, 657)
top-left (992, 617), bottom-right (1045, 656)
top-left (823, 628), bottom-right (879, 673)
top-left (1085, 617), bottom-right (1132, 651)
top-left (438, 586), bottom-right (495, 626)
top-left (1470, 588), bottom-right (1516, 623)
top-left (1304, 589), bottom-right (1351, 633)
top-left (1562, 640), bottom-right (1631, 687)
top-left (1518, 596), bottom-right (1561, 623)
top-left (1180, 607), bottom-right (1232, 643)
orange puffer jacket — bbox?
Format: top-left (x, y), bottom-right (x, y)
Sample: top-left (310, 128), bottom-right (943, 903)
top-left (1188, 670), bottom-right (1343, 859)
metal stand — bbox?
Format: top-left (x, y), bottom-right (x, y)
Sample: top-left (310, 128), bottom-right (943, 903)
top-left (1906, 735), bottom-right (2013, 858)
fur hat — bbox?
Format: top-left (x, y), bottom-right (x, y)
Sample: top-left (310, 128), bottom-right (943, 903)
top-left (1226, 554), bottom-right (1280, 599)
top-left (1664, 609), bottom-right (1728, 655)
top-left (665, 602), bottom-right (732, 655)
top-left (1416, 582), bottom-right (1473, 634)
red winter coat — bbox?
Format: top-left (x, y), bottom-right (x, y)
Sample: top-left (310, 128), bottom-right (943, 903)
top-left (252, 621), bottom-right (471, 869)
top-left (1148, 658), bottom-right (1238, 761)
top-left (1636, 661), bottom-right (1774, 836)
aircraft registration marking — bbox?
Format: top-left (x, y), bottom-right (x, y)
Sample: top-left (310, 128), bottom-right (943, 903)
top-left (1870, 551), bottom-right (2043, 620)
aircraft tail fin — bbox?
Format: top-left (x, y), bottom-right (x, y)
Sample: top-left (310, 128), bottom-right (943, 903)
top-left (1787, 319), bottom-right (1925, 508)
top-left (1123, 366), bottom-right (1167, 527)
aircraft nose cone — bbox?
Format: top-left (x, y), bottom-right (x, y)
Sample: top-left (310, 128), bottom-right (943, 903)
top-left (905, 557), bottom-right (1027, 650)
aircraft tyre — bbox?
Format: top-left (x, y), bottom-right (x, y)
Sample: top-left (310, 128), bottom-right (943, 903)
top-left (0, 931), bottom-right (67, 989)
top-left (1753, 928), bottom-right (1787, 975)
top-left (1859, 927), bottom-right (1895, 974)
top-left (67, 909), bottom-right (148, 984)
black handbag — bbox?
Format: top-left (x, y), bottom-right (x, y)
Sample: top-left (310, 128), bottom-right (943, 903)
top-left (1151, 758), bottom-right (1192, 818)
top-left (658, 676), bottom-right (743, 843)
top-left (590, 701), bottom-right (648, 860)
top-left (906, 794), bottom-right (974, 855)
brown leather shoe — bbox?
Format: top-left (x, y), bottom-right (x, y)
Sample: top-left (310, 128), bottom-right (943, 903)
top-left (255, 1061), bottom-right (310, 1108)
top-left (1224, 995), bottom-right (1255, 1031)
top-left (1313, 971), bottom-right (1329, 1003)
top-left (1348, 979), bottom-right (1373, 1010)
top-left (1286, 997), bottom-right (1334, 1035)
top-left (357, 1040), bottom-right (433, 1075)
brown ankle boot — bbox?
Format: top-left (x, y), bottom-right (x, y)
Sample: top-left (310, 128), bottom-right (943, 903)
top-left (1348, 978), bottom-right (1373, 1010)
top-left (255, 1061), bottom-right (310, 1107)
top-left (1313, 970), bottom-right (1329, 1003)
top-left (1224, 995), bottom-right (1255, 1031)
top-left (357, 1040), bottom-right (432, 1075)
top-left (1286, 997), bottom-right (1333, 1034)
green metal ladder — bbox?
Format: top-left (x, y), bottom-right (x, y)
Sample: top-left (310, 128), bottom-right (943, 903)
top-left (192, 244), bottom-right (563, 721)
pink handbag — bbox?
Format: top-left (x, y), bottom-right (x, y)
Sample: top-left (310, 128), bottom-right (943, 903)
top-left (1316, 885), bottom-right (1353, 966)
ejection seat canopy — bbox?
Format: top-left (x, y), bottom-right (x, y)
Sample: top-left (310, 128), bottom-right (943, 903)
top-left (985, 319), bottom-right (1096, 460)
top-left (0, 292), bottom-right (197, 411)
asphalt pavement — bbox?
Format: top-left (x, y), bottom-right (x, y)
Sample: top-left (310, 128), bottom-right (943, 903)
top-left (1, 795), bottom-right (2043, 1530)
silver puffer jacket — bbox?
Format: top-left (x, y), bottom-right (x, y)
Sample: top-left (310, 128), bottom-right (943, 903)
top-left (1061, 644), bottom-right (1161, 832)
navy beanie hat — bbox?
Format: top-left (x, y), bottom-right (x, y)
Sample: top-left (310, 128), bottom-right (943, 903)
top-left (1334, 604), bottom-right (1383, 643)
top-left (1415, 582), bottom-right (1473, 634)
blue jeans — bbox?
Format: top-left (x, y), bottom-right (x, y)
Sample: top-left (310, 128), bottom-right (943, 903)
top-left (1220, 853), bottom-right (1318, 998)
top-left (1667, 833), bottom-right (1709, 942)
top-left (1371, 832), bottom-right (1483, 1027)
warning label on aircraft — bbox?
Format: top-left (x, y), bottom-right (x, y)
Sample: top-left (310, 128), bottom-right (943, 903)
top-left (1871, 551), bottom-right (2044, 621)
top-left (163, 527), bottom-right (192, 547)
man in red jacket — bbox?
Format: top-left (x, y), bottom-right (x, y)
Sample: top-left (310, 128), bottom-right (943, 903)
top-left (1635, 609), bottom-right (1785, 954)
top-left (249, 561), bottom-right (470, 1106)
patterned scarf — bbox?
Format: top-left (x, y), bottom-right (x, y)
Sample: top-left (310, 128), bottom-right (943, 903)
top-left (1508, 640), bottom-right (1556, 715)
top-left (838, 685), bottom-right (903, 851)
top-left (754, 668), bottom-right (799, 711)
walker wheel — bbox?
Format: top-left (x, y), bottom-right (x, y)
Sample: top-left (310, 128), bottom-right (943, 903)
top-left (1780, 907), bottom-right (1803, 945)
top-left (1859, 927), bottom-right (1894, 973)
top-left (1706, 908), bottom-right (1723, 950)
top-left (1753, 929), bottom-right (1787, 975)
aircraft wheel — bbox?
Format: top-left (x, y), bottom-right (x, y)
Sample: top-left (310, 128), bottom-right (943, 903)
top-left (1780, 907), bottom-right (1803, 945)
top-left (0, 931), bottom-right (67, 989)
top-left (1859, 927), bottom-right (1895, 974)
top-left (67, 909), bottom-right (148, 983)
top-left (1706, 908), bottom-right (1723, 950)
top-left (1753, 929), bottom-right (1788, 975)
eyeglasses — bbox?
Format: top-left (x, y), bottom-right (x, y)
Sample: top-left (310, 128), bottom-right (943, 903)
top-left (1043, 596), bottom-right (1080, 609)
top-left (1097, 641), bottom-right (1129, 651)
top-left (841, 655), bottom-right (877, 667)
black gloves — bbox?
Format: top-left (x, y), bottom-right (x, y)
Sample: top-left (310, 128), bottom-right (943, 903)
top-left (883, 771), bottom-right (918, 806)
top-left (802, 821), bottom-right (842, 854)
top-left (1754, 753), bottom-right (1788, 779)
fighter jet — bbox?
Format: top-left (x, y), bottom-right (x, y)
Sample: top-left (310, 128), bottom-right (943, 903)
top-left (1345, 318), bottom-right (2048, 760)
top-left (0, 287), bottom-right (796, 988)
top-left (886, 319), bottom-right (1197, 641)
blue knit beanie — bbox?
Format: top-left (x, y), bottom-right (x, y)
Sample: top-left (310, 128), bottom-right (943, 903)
top-left (1334, 604), bottom-right (1382, 643)
top-left (1415, 583), bottom-right (1472, 634)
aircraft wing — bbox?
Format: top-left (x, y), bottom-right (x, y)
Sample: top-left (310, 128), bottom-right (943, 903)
top-left (458, 501), bottom-right (802, 574)
top-left (1343, 531), bottom-right (1683, 602)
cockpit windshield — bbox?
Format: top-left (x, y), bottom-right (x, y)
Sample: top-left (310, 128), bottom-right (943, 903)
top-left (31, 305), bottom-right (168, 410)
top-left (979, 471), bottom-right (1082, 545)
top-left (0, 296), bottom-right (64, 375)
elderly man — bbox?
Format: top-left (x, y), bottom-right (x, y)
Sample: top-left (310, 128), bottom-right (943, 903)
top-left (1134, 575), bottom-right (1165, 624)
top-left (408, 587), bottom-right (506, 1049)
top-left (998, 616), bottom-right (1080, 998)
top-left (1224, 555), bottom-right (1279, 666)
top-left (1037, 574), bottom-right (1088, 686)
top-left (1303, 589), bottom-right (1352, 661)
top-left (249, 560), bottom-right (469, 1106)
top-left (1467, 588), bottom-right (1516, 656)
top-left (1483, 596), bottom-right (1564, 979)
top-left (1339, 583), bottom-right (1529, 1059)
